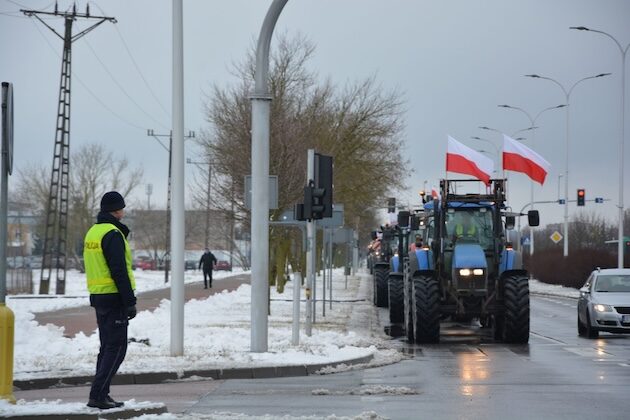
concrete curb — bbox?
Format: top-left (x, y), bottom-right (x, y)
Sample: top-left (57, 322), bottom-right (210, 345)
top-left (1, 405), bottom-right (167, 420)
top-left (13, 354), bottom-right (374, 391)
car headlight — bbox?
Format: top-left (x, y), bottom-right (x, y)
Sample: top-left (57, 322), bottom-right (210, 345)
top-left (593, 304), bottom-right (613, 312)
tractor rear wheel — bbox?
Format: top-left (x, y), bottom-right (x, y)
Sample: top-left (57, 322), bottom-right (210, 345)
top-left (388, 274), bottom-right (404, 324)
top-left (412, 274), bottom-right (440, 343)
top-left (374, 267), bottom-right (389, 307)
top-left (502, 274), bottom-right (530, 343)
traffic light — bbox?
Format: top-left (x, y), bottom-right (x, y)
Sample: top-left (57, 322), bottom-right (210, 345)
top-left (387, 197), bottom-right (396, 213)
top-left (303, 182), bottom-right (326, 220)
top-left (315, 153), bottom-right (333, 218)
top-left (577, 189), bottom-right (585, 206)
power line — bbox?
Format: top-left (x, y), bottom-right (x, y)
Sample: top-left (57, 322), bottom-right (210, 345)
top-left (82, 37), bottom-right (170, 130)
top-left (29, 18), bottom-right (148, 131)
top-left (91, 1), bottom-right (171, 120)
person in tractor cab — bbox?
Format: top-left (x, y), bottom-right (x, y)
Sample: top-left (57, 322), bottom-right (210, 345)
top-left (451, 211), bottom-right (478, 243)
top-left (409, 234), bottom-right (424, 252)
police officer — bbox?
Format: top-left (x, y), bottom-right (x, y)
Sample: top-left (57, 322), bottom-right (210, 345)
top-left (84, 191), bottom-right (136, 410)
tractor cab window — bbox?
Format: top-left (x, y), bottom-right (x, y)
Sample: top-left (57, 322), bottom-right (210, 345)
top-left (446, 208), bottom-right (493, 249)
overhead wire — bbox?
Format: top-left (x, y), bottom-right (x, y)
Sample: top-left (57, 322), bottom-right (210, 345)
top-left (29, 18), bottom-right (148, 131)
top-left (82, 37), bottom-right (170, 130)
top-left (91, 1), bottom-right (171, 120)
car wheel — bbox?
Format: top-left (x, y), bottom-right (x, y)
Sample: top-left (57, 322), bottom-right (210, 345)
top-left (577, 314), bottom-right (586, 337)
top-left (585, 312), bottom-right (599, 339)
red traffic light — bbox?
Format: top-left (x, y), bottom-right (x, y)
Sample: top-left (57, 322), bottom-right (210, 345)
top-left (577, 188), bottom-right (585, 206)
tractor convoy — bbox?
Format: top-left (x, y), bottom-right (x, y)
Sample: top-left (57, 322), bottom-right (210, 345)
top-left (367, 178), bottom-right (540, 343)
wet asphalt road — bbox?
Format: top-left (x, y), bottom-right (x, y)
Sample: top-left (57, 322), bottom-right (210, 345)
top-left (187, 294), bottom-right (630, 419)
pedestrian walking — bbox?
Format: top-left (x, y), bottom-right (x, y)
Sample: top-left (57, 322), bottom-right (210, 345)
top-left (83, 191), bottom-right (136, 410)
top-left (199, 248), bottom-right (217, 288)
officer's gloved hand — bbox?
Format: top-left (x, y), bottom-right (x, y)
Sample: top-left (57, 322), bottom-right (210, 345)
top-left (126, 305), bottom-right (137, 320)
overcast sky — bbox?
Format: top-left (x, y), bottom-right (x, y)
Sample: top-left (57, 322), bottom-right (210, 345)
top-left (1, 0), bottom-right (629, 229)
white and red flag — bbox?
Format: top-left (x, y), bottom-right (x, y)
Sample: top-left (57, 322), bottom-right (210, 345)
top-left (446, 136), bottom-right (494, 184)
top-left (502, 134), bottom-right (551, 185)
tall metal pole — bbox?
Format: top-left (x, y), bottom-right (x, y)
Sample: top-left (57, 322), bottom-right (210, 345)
top-left (170, 0), bottom-right (185, 356)
top-left (305, 149), bottom-right (315, 336)
top-left (250, 0), bottom-right (288, 352)
top-left (206, 163), bottom-right (211, 249)
top-left (572, 27), bottom-right (629, 267)
top-left (525, 73), bottom-right (610, 257)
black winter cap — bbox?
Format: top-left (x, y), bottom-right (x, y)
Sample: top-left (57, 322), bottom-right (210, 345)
top-left (100, 191), bottom-right (126, 212)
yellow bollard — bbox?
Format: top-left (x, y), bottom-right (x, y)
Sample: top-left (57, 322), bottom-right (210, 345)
top-left (0, 303), bottom-right (15, 404)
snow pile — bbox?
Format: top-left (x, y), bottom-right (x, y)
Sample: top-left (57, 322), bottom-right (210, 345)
top-left (312, 385), bottom-right (419, 396)
top-left (127, 411), bottom-right (387, 420)
top-left (8, 270), bottom-right (391, 381)
top-left (0, 399), bottom-right (163, 417)
top-left (529, 279), bottom-right (579, 299)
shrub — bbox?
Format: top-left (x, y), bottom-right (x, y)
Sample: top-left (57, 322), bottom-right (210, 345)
top-left (526, 248), bottom-right (619, 289)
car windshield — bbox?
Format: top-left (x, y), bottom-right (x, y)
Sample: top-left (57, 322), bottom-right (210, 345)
top-left (594, 275), bottom-right (630, 292)
top-left (446, 208), bottom-right (493, 249)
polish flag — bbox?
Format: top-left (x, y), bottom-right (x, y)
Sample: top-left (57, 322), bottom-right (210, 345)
top-left (502, 134), bottom-right (551, 185)
top-left (446, 136), bottom-right (494, 184)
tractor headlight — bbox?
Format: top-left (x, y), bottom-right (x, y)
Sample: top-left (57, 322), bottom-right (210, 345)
top-left (459, 269), bottom-right (472, 276)
top-left (593, 304), bottom-right (612, 312)
top-left (473, 268), bottom-right (484, 276)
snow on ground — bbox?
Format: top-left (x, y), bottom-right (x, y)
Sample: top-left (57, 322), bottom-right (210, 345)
top-left (0, 399), bottom-right (164, 417)
top-left (7, 269), bottom-right (391, 382)
top-left (529, 279), bottom-right (579, 299)
top-left (132, 411), bottom-right (387, 420)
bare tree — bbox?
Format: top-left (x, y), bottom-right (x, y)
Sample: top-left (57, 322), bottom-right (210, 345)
top-left (197, 33), bottom-right (408, 289)
top-left (14, 143), bottom-right (143, 266)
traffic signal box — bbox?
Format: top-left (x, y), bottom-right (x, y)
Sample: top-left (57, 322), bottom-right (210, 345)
top-left (577, 189), bottom-right (585, 206)
top-left (387, 197), bottom-right (396, 213)
top-left (297, 152), bottom-right (333, 221)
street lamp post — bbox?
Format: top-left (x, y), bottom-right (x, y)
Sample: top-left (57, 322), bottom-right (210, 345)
top-left (498, 104), bottom-right (566, 255)
top-left (571, 26), bottom-right (629, 268)
top-left (525, 73), bottom-right (610, 257)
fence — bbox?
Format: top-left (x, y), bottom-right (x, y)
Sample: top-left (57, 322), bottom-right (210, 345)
top-left (6, 268), bottom-right (33, 294)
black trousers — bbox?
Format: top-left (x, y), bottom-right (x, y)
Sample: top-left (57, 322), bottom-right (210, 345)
top-left (203, 268), bottom-right (213, 287)
top-left (89, 306), bottom-right (128, 401)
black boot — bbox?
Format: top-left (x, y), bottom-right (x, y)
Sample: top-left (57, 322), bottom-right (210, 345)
top-left (107, 396), bottom-right (124, 407)
top-left (87, 399), bottom-right (117, 409)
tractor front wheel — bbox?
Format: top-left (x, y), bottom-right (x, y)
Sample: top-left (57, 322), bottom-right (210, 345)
top-left (412, 274), bottom-right (440, 343)
top-left (374, 267), bottom-right (389, 308)
top-left (388, 274), bottom-right (404, 324)
top-left (502, 274), bottom-right (530, 343)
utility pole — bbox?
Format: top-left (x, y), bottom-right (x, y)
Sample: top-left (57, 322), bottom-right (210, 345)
top-left (146, 183), bottom-right (153, 210)
top-left (186, 157), bottom-right (212, 249)
top-left (147, 129), bottom-right (195, 284)
top-left (22, 3), bottom-right (116, 295)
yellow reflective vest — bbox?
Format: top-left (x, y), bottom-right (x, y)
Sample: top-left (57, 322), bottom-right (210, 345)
top-left (84, 223), bottom-right (136, 294)
top-left (455, 224), bottom-right (477, 237)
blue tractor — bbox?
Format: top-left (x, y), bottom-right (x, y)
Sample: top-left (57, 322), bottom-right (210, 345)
top-left (404, 179), bottom-right (539, 343)
top-left (372, 226), bottom-right (396, 307)
top-left (387, 211), bottom-right (412, 326)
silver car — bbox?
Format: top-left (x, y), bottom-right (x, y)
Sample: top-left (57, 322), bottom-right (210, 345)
top-left (577, 268), bottom-right (630, 338)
